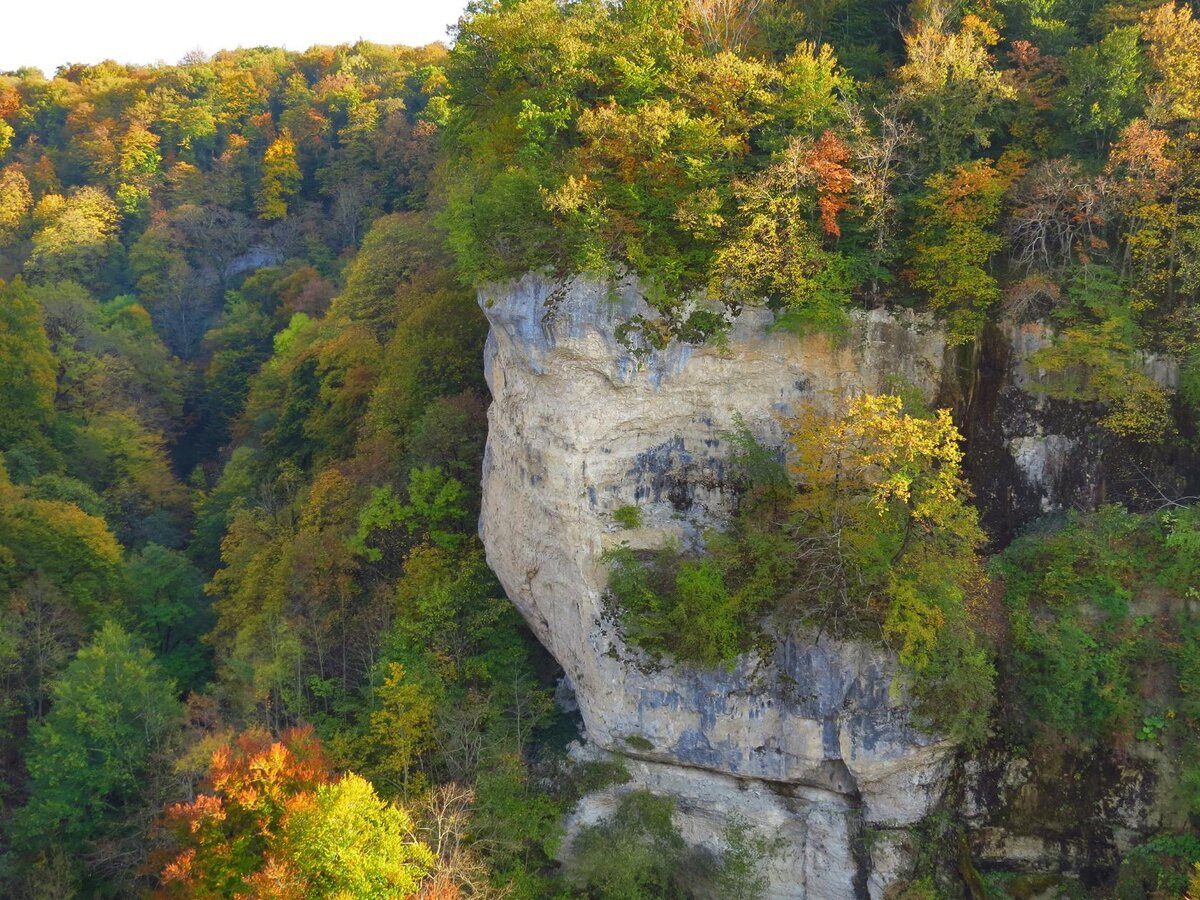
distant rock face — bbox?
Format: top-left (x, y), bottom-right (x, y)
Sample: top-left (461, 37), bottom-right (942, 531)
top-left (962, 320), bottom-right (1188, 545)
top-left (478, 274), bottom-right (952, 896)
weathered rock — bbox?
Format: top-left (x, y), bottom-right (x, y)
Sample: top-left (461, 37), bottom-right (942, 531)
top-left (476, 273), bottom-right (1193, 895)
top-left (962, 319), bottom-right (1192, 545)
top-left (562, 744), bottom-right (867, 900)
top-left (960, 654), bottom-right (1189, 882)
top-left (479, 274), bottom-right (952, 895)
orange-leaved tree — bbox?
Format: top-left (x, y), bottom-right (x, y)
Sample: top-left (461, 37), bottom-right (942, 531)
top-left (156, 725), bottom-right (434, 898)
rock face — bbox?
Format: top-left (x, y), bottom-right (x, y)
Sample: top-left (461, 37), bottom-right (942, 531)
top-left (476, 274), bottom-right (1190, 896)
top-left (962, 320), bottom-right (1189, 545)
top-left (479, 274), bottom-right (953, 896)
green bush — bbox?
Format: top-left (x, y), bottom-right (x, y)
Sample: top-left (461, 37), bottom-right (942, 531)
top-left (571, 791), bottom-right (688, 899)
top-left (992, 507), bottom-right (1182, 747)
top-left (613, 504), bottom-right (642, 529)
top-left (602, 543), bottom-right (759, 670)
top-left (1115, 834), bottom-right (1200, 899)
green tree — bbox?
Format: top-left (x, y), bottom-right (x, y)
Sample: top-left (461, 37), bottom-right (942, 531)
top-left (13, 623), bottom-right (183, 881)
top-left (115, 124), bottom-right (162, 215)
top-left (282, 773), bottom-right (434, 898)
top-left (909, 157), bottom-right (1020, 344)
top-left (572, 791), bottom-right (688, 899)
top-left (896, 7), bottom-right (1014, 171)
top-left (0, 464), bottom-right (124, 623)
top-left (0, 278), bottom-right (56, 449)
top-left (126, 544), bottom-right (212, 690)
top-left (362, 662), bottom-right (437, 794)
top-left (1056, 27), bottom-right (1143, 150)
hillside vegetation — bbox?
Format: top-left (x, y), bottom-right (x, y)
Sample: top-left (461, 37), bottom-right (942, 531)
top-left (0, 0), bottom-right (1198, 896)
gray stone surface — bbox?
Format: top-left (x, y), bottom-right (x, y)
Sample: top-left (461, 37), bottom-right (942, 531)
top-left (478, 274), bottom-right (952, 895)
top-left (476, 274), bottom-right (1188, 895)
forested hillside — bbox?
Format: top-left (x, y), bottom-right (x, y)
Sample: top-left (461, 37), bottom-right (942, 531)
top-left (0, 0), bottom-right (1198, 896)
top-left (0, 38), bottom-right (577, 898)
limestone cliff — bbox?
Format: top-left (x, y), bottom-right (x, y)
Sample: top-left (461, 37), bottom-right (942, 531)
top-left (476, 274), bottom-right (1185, 897)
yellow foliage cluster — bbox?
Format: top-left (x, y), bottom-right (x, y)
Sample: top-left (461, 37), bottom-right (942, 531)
top-left (783, 394), bottom-right (993, 739)
top-left (788, 394), bottom-right (971, 530)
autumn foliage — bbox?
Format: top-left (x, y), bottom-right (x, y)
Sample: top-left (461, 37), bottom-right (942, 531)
top-left (157, 727), bottom-right (433, 898)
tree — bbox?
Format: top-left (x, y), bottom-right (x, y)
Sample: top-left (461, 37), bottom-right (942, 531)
top-left (1140, 1), bottom-right (1200, 125)
top-left (362, 662), bottom-right (437, 794)
top-left (157, 726), bottom-right (433, 898)
top-left (258, 130), bottom-right (302, 221)
top-left (25, 186), bottom-right (122, 287)
top-left (13, 623), bottom-right (183, 885)
top-left (1032, 317), bottom-right (1175, 444)
top-left (392, 542), bottom-right (515, 685)
top-left (69, 409), bottom-right (191, 547)
top-left (686, 0), bottom-right (766, 51)
top-left (1105, 118), bottom-right (1179, 299)
top-left (571, 791), bottom-right (687, 899)
top-left (844, 102), bottom-right (914, 299)
top-left (128, 212), bottom-right (200, 350)
top-left (280, 773), bottom-right (434, 898)
top-left (0, 573), bottom-right (85, 720)
top-left (1056, 26), bottom-right (1143, 150)
top-left (909, 157), bottom-right (1020, 344)
top-left (0, 466), bottom-right (124, 623)
top-left (0, 278), bottom-right (56, 449)
top-left (896, 6), bottom-right (1014, 171)
top-left (126, 544), bottom-right (212, 690)
top-left (0, 165), bottom-right (32, 245)
top-left (1006, 158), bottom-right (1106, 278)
top-left (708, 130), bottom-right (859, 333)
top-left (116, 124), bottom-right (162, 215)
top-left (785, 394), bottom-right (994, 741)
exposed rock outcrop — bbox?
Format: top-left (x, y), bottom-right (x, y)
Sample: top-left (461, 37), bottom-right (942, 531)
top-left (479, 274), bottom-right (952, 895)
top-left (476, 274), bottom-right (1191, 896)
top-left (963, 320), bottom-right (1189, 545)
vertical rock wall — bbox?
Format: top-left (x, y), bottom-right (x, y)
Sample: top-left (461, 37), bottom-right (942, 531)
top-left (478, 274), bottom-right (952, 896)
top-left (476, 274), bottom-right (1191, 896)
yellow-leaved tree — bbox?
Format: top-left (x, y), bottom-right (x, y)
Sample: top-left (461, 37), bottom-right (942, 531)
top-left (786, 393), bottom-right (994, 742)
top-left (258, 130), bottom-right (302, 221)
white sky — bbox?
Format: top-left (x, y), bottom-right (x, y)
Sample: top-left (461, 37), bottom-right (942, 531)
top-left (2, 0), bottom-right (472, 76)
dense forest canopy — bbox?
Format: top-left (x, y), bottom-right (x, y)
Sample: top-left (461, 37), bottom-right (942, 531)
top-left (0, 0), bottom-right (1198, 896)
top-left (442, 0), bottom-right (1200, 423)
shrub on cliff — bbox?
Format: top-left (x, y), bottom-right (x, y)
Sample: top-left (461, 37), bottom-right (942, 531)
top-left (604, 394), bottom-right (996, 744)
top-left (993, 504), bottom-right (1200, 801)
